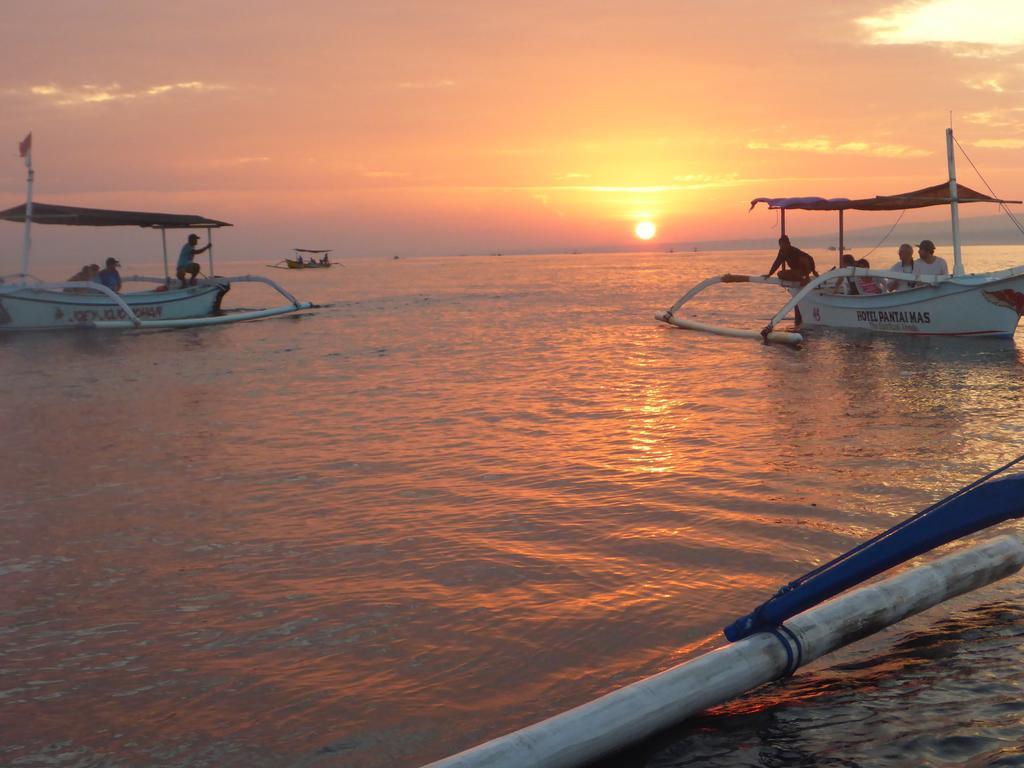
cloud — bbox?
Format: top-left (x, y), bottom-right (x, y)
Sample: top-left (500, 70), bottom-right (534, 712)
top-left (524, 174), bottom-right (750, 194)
top-left (974, 138), bottom-right (1024, 149)
top-left (747, 138), bottom-right (930, 158)
top-left (963, 76), bottom-right (1006, 92)
top-left (394, 79), bottom-right (455, 89)
top-left (964, 107), bottom-right (1024, 127)
top-left (25, 81), bottom-right (228, 106)
top-left (362, 170), bottom-right (411, 178)
top-left (857, 0), bottom-right (1024, 48)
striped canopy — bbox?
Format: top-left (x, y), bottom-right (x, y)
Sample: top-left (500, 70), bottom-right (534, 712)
top-left (0, 202), bottom-right (231, 228)
top-left (750, 183), bottom-right (1020, 212)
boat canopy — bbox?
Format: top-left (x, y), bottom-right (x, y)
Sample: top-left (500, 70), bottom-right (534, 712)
top-left (293, 248), bottom-right (331, 253)
top-left (750, 182), bottom-right (1020, 213)
top-left (0, 202), bottom-right (231, 228)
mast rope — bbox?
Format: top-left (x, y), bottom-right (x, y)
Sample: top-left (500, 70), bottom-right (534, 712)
top-left (776, 452), bottom-right (1024, 595)
top-left (953, 135), bottom-right (1024, 239)
top-left (859, 209), bottom-right (907, 261)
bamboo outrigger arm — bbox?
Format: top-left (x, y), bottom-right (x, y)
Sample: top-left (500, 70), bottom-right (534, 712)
top-left (656, 273), bottom-right (804, 345)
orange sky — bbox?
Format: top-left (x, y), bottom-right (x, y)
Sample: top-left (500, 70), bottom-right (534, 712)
top-left (2, 0), bottom-right (1024, 259)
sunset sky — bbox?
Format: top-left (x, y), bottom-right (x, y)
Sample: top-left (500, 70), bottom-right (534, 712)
top-left (3, 0), bottom-right (1024, 260)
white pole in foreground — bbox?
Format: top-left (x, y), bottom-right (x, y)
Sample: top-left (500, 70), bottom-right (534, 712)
top-left (423, 535), bottom-right (1024, 768)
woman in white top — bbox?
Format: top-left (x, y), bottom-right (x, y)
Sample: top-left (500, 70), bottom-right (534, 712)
top-left (887, 243), bottom-right (916, 291)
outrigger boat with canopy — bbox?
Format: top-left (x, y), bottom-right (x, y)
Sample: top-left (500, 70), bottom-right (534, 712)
top-left (657, 129), bottom-right (1024, 345)
top-left (0, 138), bottom-right (313, 331)
top-left (269, 249), bottom-right (334, 269)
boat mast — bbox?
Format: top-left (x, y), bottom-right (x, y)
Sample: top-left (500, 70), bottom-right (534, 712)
top-left (946, 127), bottom-right (964, 276)
top-left (160, 228), bottom-right (170, 284)
top-left (838, 210), bottom-right (844, 266)
top-left (19, 133), bottom-right (33, 278)
top-left (207, 226), bottom-right (215, 276)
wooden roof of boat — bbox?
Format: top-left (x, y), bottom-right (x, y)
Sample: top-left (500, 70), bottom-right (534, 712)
top-left (750, 182), bottom-right (1021, 212)
top-left (0, 202), bottom-right (232, 228)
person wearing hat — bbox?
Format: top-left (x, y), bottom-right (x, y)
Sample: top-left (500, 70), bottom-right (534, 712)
top-left (96, 257), bottom-right (122, 293)
top-left (177, 233), bottom-right (212, 288)
top-left (913, 239), bottom-right (948, 277)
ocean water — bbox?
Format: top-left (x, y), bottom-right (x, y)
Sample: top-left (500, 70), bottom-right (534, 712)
top-left (3, 246), bottom-right (1024, 768)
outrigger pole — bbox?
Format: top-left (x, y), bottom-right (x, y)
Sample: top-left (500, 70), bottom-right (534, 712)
top-left (424, 469), bottom-right (1024, 768)
top-left (655, 274), bottom-right (804, 345)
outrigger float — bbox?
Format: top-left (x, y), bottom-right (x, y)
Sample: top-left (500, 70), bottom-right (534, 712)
top-left (657, 129), bottom-right (1024, 345)
top-left (0, 136), bottom-right (313, 331)
top-left (425, 461), bottom-right (1024, 768)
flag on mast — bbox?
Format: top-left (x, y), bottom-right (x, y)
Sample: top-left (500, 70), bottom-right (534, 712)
top-left (19, 133), bottom-right (32, 166)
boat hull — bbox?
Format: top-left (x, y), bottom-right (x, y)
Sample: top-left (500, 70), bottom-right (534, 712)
top-left (0, 283), bottom-right (229, 330)
top-left (285, 259), bottom-right (330, 269)
top-left (793, 274), bottom-right (1024, 337)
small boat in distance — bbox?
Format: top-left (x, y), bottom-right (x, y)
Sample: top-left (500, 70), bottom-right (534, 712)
top-left (657, 129), bottom-right (1024, 345)
top-left (269, 249), bottom-right (333, 269)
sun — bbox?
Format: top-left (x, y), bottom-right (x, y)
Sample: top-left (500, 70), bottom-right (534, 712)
top-left (635, 221), bottom-right (657, 240)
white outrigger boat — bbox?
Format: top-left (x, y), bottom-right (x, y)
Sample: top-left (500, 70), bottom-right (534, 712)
top-left (657, 129), bottom-right (1024, 345)
top-left (0, 137), bottom-right (313, 331)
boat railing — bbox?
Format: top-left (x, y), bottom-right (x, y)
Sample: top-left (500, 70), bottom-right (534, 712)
top-left (1, 277), bottom-right (145, 326)
top-left (764, 268), bottom-right (948, 334)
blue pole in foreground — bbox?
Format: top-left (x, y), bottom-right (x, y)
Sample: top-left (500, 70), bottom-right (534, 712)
top-left (724, 472), bottom-right (1024, 642)
top-left (422, 536), bottom-right (1024, 768)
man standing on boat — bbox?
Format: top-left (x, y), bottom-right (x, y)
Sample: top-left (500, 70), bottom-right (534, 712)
top-left (177, 233), bottom-right (212, 288)
top-left (913, 239), bottom-right (949, 277)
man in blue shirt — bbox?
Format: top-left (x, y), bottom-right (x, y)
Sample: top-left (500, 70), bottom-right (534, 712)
top-left (177, 233), bottom-right (212, 288)
top-left (96, 257), bottom-right (122, 292)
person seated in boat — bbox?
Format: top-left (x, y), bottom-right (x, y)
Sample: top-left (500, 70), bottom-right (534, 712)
top-left (96, 257), bottom-right (122, 293)
top-left (177, 233), bottom-right (211, 288)
top-left (887, 244), bottom-right (916, 291)
top-left (321, 254), bottom-right (329, 265)
top-left (64, 263), bottom-right (100, 292)
top-left (766, 235), bottom-right (818, 283)
top-left (913, 239), bottom-right (949, 277)
top-left (296, 254), bottom-right (304, 265)
top-left (853, 258), bottom-right (884, 295)
top-left (828, 253), bottom-right (857, 294)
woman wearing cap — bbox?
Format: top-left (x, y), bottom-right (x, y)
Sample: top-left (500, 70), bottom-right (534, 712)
top-left (97, 257), bottom-right (122, 293)
top-left (913, 239), bottom-right (949, 277)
